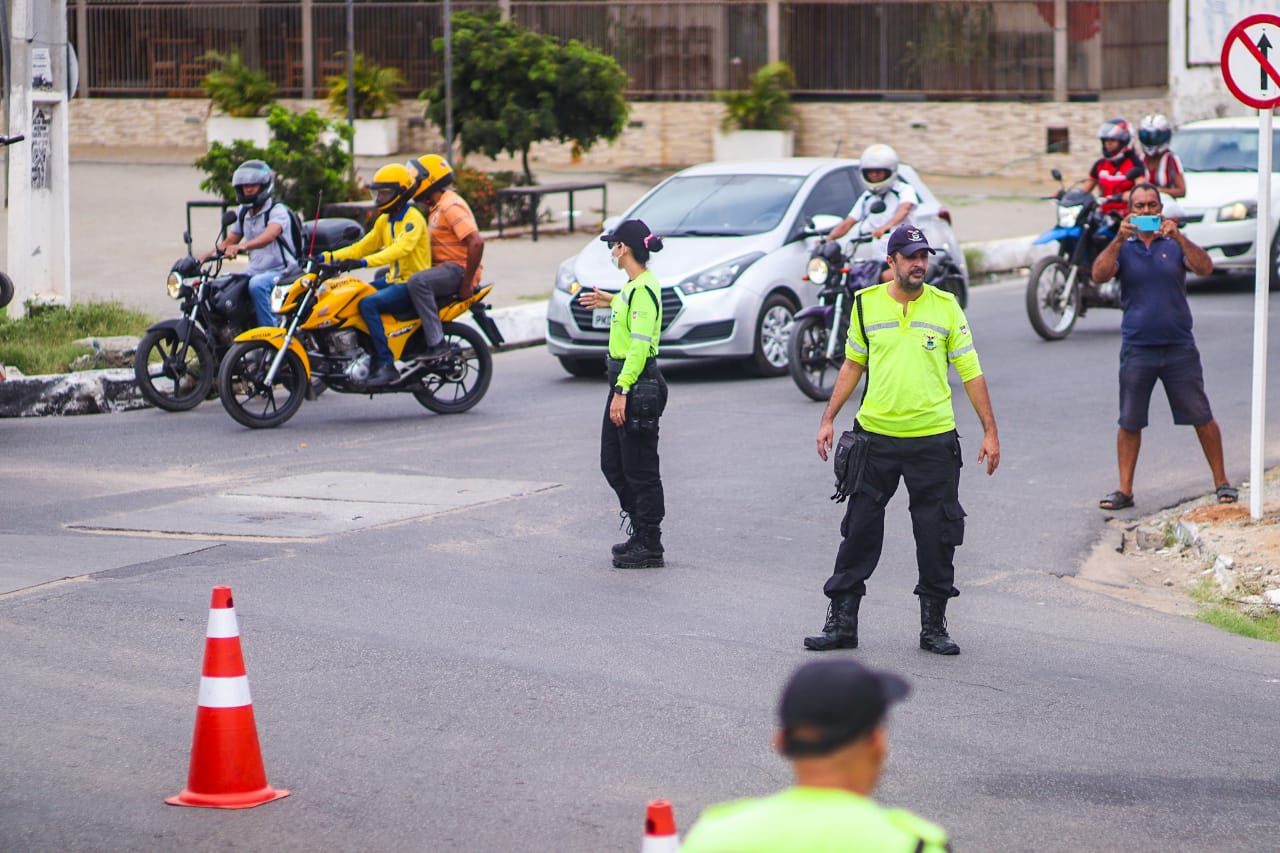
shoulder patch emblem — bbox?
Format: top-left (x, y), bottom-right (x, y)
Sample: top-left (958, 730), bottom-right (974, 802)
top-left (959, 324), bottom-right (969, 337)
top-left (404, 222), bottom-right (414, 230)
top-left (922, 332), bottom-right (937, 351)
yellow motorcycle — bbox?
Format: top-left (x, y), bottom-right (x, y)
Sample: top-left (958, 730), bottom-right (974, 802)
top-left (216, 259), bottom-right (503, 429)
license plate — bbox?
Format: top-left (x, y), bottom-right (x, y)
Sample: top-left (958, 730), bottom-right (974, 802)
top-left (591, 308), bottom-right (611, 329)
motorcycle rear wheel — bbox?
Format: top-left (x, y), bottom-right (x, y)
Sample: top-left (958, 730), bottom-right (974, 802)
top-left (0, 272), bottom-right (13, 310)
top-left (1026, 255), bottom-right (1081, 341)
top-left (217, 339), bottom-right (307, 429)
top-left (133, 327), bottom-right (216, 412)
top-left (413, 322), bottom-right (492, 414)
top-left (787, 314), bottom-right (842, 402)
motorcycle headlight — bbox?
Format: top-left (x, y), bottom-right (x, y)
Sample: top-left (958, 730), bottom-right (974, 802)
top-left (166, 271), bottom-right (183, 299)
top-left (679, 252), bottom-right (765, 294)
top-left (1217, 200), bottom-right (1257, 222)
top-left (555, 259), bottom-right (579, 293)
top-left (270, 282), bottom-right (293, 314)
top-left (1058, 205), bottom-right (1084, 228)
top-left (807, 256), bottom-right (831, 285)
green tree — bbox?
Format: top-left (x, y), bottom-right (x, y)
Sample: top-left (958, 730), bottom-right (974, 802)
top-left (194, 106), bottom-right (358, 221)
top-left (423, 11), bottom-right (628, 184)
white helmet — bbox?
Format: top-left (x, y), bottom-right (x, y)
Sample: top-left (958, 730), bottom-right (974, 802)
top-left (1138, 114), bottom-right (1173, 153)
top-left (859, 144), bottom-right (900, 195)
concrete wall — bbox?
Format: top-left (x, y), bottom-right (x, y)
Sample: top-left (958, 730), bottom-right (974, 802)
top-left (1167, 0), bottom-right (1266, 124)
top-left (70, 95), bottom-right (1172, 182)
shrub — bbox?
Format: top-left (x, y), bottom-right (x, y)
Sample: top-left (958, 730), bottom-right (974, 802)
top-left (717, 62), bottom-right (796, 132)
top-left (200, 48), bottom-right (277, 117)
top-left (326, 53), bottom-right (406, 119)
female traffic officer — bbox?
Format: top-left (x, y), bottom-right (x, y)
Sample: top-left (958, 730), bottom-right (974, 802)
top-left (579, 220), bottom-right (667, 569)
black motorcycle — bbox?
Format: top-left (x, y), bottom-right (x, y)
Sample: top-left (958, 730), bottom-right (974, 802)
top-left (133, 210), bottom-right (363, 411)
top-left (1025, 166), bottom-right (1142, 341)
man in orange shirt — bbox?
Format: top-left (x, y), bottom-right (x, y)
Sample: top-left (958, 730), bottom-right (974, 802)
top-left (405, 155), bottom-right (485, 361)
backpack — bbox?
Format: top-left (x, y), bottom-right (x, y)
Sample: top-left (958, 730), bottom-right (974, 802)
top-left (238, 201), bottom-right (304, 266)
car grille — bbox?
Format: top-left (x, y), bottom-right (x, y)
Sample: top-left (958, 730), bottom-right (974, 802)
top-left (1180, 214), bottom-right (1205, 224)
top-left (570, 287), bottom-right (683, 332)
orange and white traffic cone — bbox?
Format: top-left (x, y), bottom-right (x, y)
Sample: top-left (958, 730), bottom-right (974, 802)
top-left (166, 585), bottom-right (289, 809)
top-left (641, 800), bottom-right (680, 853)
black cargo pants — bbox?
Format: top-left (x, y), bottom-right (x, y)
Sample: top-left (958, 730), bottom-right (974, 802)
top-left (600, 358), bottom-right (666, 526)
top-left (824, 428), bottom-right (964, 600)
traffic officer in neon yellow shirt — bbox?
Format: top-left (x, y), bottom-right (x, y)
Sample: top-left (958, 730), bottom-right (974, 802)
top-left (579, 219), bottom-right (667, 568)
top-left (681, 659), bottom-right (949, 853)
top-left (808, 225), bottom-right (1000, 655)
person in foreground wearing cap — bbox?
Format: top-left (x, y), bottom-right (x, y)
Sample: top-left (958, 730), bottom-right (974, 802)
top-left (579, 219), bottom-right (668, 568)
top-left (681, 659), bottom-right (949, 853)
top-left (808, 224), bottom-right (999, 655)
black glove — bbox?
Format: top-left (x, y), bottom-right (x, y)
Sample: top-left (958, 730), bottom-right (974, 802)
top-left (334, 258), bottom-right (366, 272)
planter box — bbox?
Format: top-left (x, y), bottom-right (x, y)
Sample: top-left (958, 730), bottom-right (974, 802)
top-left (713, 129), bottom-right (794, 162)
top-left (323, 117), bottom-right (400, 156)
top-left (205, 116), bottom-right (271, 148)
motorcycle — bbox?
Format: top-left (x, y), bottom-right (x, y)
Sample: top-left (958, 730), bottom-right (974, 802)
top-left (133, 210), bottom-right (364, 411)
top-left (1025, 166), bottom-right (1143, 341)
top-left (216, 259), bottom-right (504, 429)
top-left (788, 215), bottom-right (969, 401)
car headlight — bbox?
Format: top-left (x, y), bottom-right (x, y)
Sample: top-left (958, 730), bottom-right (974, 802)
top-left (1217, 200), bottom-right (1257, 222)
top-left (679, 252), bottom-right (765, 294)
top-left (270, 283), bottom-right (292, 314)
top-left (555, 259), bottom-right (579, 293)
top-left (807, 256), bottom-right (831, 285)
top-left (166, 271), bottom-right (184, 299)
top-left (1058, 205), bottom-right (1083, 228)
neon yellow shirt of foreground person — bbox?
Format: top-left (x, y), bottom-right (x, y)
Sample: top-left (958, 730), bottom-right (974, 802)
top-left (681, 786), bottom-right (949, 853)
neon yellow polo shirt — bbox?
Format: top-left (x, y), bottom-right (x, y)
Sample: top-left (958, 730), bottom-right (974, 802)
top-left (845, 283), bottom-right (982, 437)
top-left (607, 268), bottom-right (662, 390)
top-left (681, 787), bottom-right (949, 853)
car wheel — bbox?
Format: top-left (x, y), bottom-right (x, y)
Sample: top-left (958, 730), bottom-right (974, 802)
top-left (558, 356), bottom-right (605, 379)
top-left (744, 292), bottom-right (798, 377)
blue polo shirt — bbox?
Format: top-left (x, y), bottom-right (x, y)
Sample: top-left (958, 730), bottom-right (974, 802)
top-left (1115, 235), bottom-right (1194, 347)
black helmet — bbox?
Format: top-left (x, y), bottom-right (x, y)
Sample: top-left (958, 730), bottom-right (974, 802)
top-left (232, 159), bottom-right (274, 207)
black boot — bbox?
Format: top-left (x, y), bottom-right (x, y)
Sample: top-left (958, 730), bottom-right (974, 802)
top-left (611, 510), bottom-right (636, 557)
top-left (919, 596), bottom-right (960, 655)
top-left (803, 595), bottom-right (860, 651)
top-left (613, 524), bottom-right (663, 568)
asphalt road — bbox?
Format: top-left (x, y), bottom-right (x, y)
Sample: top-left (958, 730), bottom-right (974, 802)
top-left (2, 275), bottom-right (1279, 851)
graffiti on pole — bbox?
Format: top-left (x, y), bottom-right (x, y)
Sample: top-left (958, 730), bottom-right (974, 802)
top-left (31, 107), bottom-right (52, 190)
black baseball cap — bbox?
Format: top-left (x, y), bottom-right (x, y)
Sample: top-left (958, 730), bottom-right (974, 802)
top-left (777, 659), bottom-right (911, 758)
top-left (886, 225), bottom-right (936, 256)
top-left (600, 219), bottom-right (654, 253)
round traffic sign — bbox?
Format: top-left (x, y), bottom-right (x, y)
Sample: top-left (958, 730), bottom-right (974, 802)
top-left (1221, 13), bottom-right (1280, 110)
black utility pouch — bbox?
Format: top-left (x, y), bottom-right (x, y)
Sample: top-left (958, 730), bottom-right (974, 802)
top-left (831, 428), bottom-right (868, 503)
top-left (625, 377), bottom-right (663, 433)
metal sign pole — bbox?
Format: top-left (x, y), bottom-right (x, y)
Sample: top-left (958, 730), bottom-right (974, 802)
top-left (1250, 105), bottom-right (1272, 520)
top-left (444, 0), bottom-right (453, 164)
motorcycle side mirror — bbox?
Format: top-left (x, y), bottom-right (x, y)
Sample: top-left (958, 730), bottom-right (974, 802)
top-left (1126, 166), bottom-right (1145, 181)
top-left (1050, 168), bottom-right (1063, 182)
top-left (869, 199), bottom-right (887, 214)
top-left (221, 210), bottom-right (238, 227)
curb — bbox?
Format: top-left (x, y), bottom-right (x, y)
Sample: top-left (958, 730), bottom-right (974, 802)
top-left (0, 303), bottom-right (549, 418)
top-left (963, 235), bottom-right (1039, 276)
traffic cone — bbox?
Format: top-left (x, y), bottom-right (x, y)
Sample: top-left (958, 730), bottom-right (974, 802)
top-left (641, 800), bottom-right (679, 853)
top-left (166, 585), bottom-right (289, 809)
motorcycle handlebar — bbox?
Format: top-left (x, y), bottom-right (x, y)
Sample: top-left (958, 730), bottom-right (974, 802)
top-left (0, 135), bottom-right (25, 147)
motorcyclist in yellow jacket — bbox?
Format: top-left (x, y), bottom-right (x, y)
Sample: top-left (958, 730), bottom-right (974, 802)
top-left (319, 163), bottom-right (432, 386)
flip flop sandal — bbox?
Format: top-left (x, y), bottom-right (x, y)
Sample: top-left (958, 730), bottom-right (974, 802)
top-left (1216, 483), bottom-right (1239, 504)
top-left (1099, 491), bottom-right (1134, 510)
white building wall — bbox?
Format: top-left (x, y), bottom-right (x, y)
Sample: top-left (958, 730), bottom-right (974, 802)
top-left (1169, 0), bottom-right (1274, 124)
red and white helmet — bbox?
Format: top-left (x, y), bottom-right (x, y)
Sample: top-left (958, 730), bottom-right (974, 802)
top-left (1097, 118), bottom-right (1132, 160)
top-left (1138, 114), bottom-right (1173, 153)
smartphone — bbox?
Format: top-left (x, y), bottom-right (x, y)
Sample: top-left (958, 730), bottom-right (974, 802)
top-left (1132, 215), bottom-right (1162, 232)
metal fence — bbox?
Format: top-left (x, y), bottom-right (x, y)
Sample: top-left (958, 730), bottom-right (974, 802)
top-left (68, 0), bottom-right (1167, 100)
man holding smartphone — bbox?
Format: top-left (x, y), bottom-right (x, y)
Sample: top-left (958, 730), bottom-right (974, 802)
top-left (1091, 183), bottom-right (1237, 511)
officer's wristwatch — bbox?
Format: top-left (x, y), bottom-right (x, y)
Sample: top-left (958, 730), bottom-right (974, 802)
top-left (614, 384), bottom-right (627, 396)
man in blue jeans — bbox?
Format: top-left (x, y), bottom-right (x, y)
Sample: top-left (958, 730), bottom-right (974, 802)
top-left (1091, 182), bottom-right (1236, 510)
top-left (208, 160), bottom-right (296, 328)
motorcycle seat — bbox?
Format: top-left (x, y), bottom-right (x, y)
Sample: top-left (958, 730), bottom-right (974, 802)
top-left (389, 309), bottom-right (419, 322)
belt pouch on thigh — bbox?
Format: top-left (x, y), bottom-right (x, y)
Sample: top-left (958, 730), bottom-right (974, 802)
top-left (940, 501), bottom-right (967, 546)
top-left (625, 377), bottom-right (662, 433)
top-left (831, 429), bottom-right (870, 503)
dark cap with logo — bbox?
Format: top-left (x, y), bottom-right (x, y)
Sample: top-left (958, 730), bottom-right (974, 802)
top-left (886, 225), bottom-right (936, 256)
top-left (600, 219), bottom-right (656, 254)
top-left (777, 659), bottom-right (911, 758)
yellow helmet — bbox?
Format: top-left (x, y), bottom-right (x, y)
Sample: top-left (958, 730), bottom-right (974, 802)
top-left (408, 154), bottom-right (455, 200)
top-left (369, 163), bottom-right (415, 214)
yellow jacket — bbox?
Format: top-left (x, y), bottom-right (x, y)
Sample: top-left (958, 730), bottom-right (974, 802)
top-left (329, 205), bottom-right (431, 284)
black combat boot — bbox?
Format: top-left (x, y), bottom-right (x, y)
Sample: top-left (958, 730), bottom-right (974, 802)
top-left (612, 510), bottom-right (636, 557)
top-left (919, 596), bottom-right (960, 655)
top-left (803, 595), bottom-right (860, 651)
top-left (613, 524), bottom-right (664, 568)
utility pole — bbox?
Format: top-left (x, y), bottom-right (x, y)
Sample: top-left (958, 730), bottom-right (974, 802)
top-left (7, 0), bottom-right (72, 317)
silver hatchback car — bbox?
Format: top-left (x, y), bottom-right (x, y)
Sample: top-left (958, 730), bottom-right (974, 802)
top-left (545, 158), bottom-right (967, 377)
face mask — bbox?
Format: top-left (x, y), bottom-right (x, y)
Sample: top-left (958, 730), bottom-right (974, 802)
top-left (610, 251), bottom-right (622, 269)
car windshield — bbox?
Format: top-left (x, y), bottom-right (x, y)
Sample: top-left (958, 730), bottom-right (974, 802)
top-left (1172, 128), bottom-right (1280, 173)
top-left (629, 173), bottom-right (806, 237)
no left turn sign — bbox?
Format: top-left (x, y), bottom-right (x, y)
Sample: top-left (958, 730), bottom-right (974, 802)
top-left (1221, 13), bottom-right (1280, 109)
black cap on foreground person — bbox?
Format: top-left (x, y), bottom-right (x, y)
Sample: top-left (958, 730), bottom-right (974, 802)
top-left (600, 219), bottom-right (663, 257)
top-left (777, 659), bottom-right (910, 763)
top-left (886, 224), bottom-right (936, 257)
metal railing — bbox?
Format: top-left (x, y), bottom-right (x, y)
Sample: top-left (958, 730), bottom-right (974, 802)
top-left (69, 0), bottom-right (1166, 100)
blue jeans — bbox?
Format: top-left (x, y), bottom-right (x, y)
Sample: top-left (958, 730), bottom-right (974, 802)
top-left (248, 271), bottom-right (284, 327)
top-left (359, 278), bottom-right (413, 367)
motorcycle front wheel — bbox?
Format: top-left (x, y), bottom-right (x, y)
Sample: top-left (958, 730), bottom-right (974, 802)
top-left (413, 322), bottom-right (492, 414)
top-left (133, 327), bottom-right (216, 412)
top-left (217, 339), bottom-right (307, 429)
top-left (1026, 256), bottom-right (1082, 341)
top-left (787, 314), bottom-right (842, 402)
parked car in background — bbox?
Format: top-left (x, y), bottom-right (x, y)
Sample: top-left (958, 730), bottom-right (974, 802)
top-left (545, 158), bottom-right (968, 377)
top-left (1171, 117), bottom-right (1280, 288)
